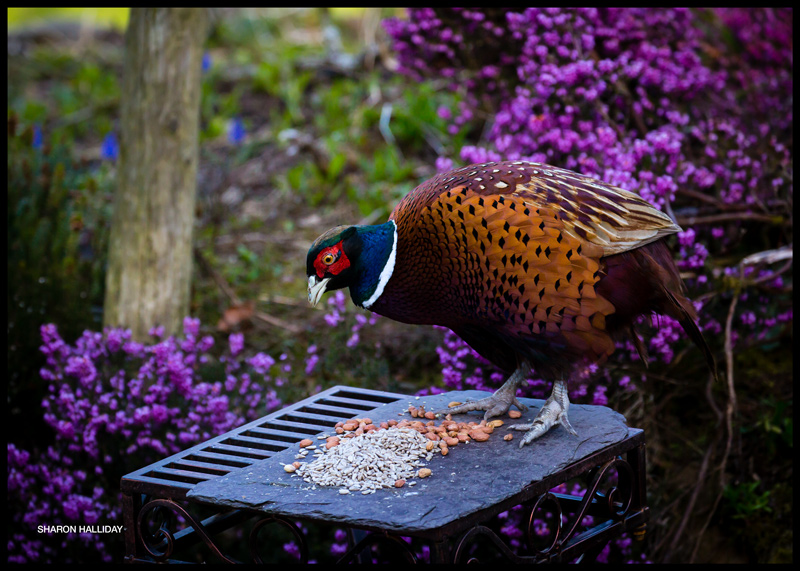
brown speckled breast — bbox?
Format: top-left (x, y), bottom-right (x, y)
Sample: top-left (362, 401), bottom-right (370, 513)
top-left (369, 161), bottom-right (682, 377)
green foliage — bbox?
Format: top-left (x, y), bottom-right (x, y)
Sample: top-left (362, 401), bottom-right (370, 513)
top-left (723, 481), bottom-right (772, 520)
top-left (9, 46), bottom-right (121, 146)
top-left (745, 397), bottom-right (793, 451)
top-left (718, 477), bottom-right (792, 563)
top-left (277, 71), bottom-right (470, 216)
top-left (7, 8), bottom-right (130, 31)
top-left (231, 243), bottom-right (263, 284)
top-left (7, 112), bottom-right (112, 415)
top-left (196, 10), bottom-right (475, 225)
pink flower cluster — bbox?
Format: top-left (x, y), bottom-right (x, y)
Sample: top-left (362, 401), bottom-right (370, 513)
top-left (8, 319), bottom-right (283, 563)
top-left (385, 7), bottom-right (792, 392)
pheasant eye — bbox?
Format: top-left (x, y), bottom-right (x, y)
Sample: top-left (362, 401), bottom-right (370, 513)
top-left (313, 240), bottom-right (350, 278)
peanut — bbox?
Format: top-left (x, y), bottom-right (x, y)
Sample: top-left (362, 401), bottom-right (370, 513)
top-left (468, 429), bottom-right (490, 442)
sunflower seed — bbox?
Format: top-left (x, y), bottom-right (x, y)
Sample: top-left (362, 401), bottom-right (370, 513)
top-left (292, 427), bottom-right (433, 492)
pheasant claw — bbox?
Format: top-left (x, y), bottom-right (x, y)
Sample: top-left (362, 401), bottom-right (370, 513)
top-left (510, 380), bottom-right (578, 447)
top-left (436, 366), bottom-right (529, 419)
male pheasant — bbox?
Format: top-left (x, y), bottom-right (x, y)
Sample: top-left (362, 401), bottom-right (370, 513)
top-left (307, 161), bottom-right (716, 446)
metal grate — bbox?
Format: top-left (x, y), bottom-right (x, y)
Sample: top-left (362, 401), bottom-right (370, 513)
top-left (121, 385), bottom-right (406, 499)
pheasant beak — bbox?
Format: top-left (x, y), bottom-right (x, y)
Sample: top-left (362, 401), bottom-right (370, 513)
top-left (308, 275), bottom-right (331, 307)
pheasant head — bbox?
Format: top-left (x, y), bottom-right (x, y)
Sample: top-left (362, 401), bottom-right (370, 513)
top-left (307, 221), bottom-right (397, 309)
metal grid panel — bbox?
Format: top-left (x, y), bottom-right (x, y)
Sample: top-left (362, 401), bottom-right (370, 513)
top-left (121, 385), bottom-right (406, 498)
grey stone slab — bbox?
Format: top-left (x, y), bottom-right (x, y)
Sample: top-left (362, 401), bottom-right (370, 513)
top-left (187, 390), bottom-right (631, 533)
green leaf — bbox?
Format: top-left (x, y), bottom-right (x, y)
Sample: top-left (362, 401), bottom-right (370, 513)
top-left (326, 152), bottom-right (347, 181)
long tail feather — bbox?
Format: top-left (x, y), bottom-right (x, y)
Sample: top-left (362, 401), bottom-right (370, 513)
top-left (629, 324), bottom-right (649, 367)
top-left (663, 288), bottom-right (718, 381)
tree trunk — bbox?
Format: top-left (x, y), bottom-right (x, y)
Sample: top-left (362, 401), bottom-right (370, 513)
top-left (104, 8), bottom-right (210, 340)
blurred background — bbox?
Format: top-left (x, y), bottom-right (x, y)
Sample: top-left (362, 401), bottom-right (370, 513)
top-left (7, 7), bottom-right (792, 564)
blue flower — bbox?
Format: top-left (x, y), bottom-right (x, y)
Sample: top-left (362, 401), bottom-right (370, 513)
top-left (227, 117), bottom-right (246, 145)
top-left (32, 124), bottom-right (43, 149)
top-left (100, 132), bottom-right (119, 161)
top-left (202, 51), bottom-right (212, 73)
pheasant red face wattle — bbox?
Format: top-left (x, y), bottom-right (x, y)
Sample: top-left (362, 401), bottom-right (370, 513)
top-left (312, 240), bottom-right (350, 278)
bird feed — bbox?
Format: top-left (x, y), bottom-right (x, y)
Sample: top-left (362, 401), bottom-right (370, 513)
top-left (283, 409), bottom-right (504, 494)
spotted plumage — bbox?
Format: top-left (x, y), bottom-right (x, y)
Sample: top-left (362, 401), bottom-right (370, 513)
top-left (307, 161), bottom-right (717, 446)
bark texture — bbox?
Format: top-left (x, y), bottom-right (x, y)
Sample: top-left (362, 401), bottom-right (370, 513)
top-left (104, 8), bottom-right (210, 339)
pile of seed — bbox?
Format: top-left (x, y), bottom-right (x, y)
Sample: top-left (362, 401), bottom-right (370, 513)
top-left (282, 404), bottom-right (514, 495)
top-left (291, 426), bottom-right (431, 494)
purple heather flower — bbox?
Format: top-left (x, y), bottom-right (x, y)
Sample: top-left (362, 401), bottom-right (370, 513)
top-left (197, 335), bottom-right (214, 352)
top-left (248, 352), bottom-right (276, 375)
top-left (64, 355), bottom-right (97, 386)
top-left (328, 290), bottom-right (348, 312)
top-left (183, 316), bottom-right (201, 338)
top-left (592, 385), bottom-right (608, 406)
top-left (229, 332), bottom-right (244, 356)
top-left (435, 156), bottom-right (454, 172)
top-left (304, 354), bottom-right (320, 375)
top-left (324, 310), bottom-right (343, 327)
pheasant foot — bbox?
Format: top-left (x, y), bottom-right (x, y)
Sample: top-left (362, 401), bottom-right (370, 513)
top-left (509, 380), bottom-right (578, 447)
top-left (438, 366), bottom-right (529, 420)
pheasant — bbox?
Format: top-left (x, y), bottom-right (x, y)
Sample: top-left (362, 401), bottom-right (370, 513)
top-left (307, 161), bottom-right (717, 446)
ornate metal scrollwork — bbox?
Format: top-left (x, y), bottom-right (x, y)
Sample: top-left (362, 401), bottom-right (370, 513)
top-left (137, 498), bottom-right (238, 563)
top-left (336, 530), bottom-right (418, 564)
top-left (453, 455), bottom-right (636, 563)
top-left (536, 456), bottom-right (634, 553)
top-left (527, 491), bottom-right (565, 555)
top-left (454, 524), bottom-right (534, 563)
top-left (135, 455), bottom-right (639, 563)
top-left (249, 515), bottom-right (308, 564)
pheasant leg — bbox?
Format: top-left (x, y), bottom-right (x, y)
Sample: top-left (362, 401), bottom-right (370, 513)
top-left (509, 380), bottom-right (578, 447)
top-left (439, 365), bottom-right (529, 420)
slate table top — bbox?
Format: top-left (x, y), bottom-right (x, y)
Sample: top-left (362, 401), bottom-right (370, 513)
top-left (187, 389), bottom-right (633, 534)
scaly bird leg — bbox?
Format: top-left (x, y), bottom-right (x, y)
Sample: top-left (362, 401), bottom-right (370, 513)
top-left (509, 380), bottom-right (578, 447)
top-left (439, 365), bottom-right (529, 420)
